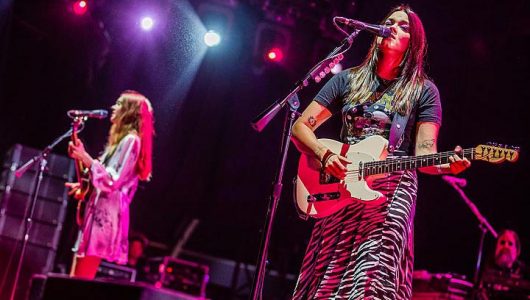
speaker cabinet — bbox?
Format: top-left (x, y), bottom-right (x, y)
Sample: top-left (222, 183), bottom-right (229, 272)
top-left (0, 144), bottom-right (74, 300)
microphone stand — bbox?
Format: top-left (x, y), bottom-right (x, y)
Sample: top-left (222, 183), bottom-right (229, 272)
top-left (443, 178), bottom-right (497, 292)
top-left (8, 127), bottom-right (74, 300)
top-left (249, 29), bottom-right (360, 300)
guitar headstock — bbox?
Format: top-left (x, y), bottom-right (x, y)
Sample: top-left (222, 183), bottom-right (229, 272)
top-left (474, 143), bottom-right (520, 163)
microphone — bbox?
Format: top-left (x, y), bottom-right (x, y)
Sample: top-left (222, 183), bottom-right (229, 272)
top-left (442, 175), bottom-right (467, 187)
top-left (67, 109), bottom-right (108, 119)
top-left (334, 17), bottom-right (391, 38)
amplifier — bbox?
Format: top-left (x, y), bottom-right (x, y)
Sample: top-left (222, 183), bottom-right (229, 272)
top-left (143, 256), bottom-right (209, 298)
top-left (413, 270), bottom-right (473, 299)
top-left (96, 260), bottom-right (137, 282)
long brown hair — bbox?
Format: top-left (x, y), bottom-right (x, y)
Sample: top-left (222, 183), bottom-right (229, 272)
top-left (107, 90), bottom-right (154, 181)
top-left (346, 5), bottom-right (428, 115)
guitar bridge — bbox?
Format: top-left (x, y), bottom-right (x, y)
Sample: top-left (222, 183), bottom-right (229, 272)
top-left (307, 192), bottom-right (341, 202)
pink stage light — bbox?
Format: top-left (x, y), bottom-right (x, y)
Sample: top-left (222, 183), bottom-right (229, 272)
top-left (72, 1), bottom-right (88, 16)
top-left (266, 47), bottom-right (284, 62)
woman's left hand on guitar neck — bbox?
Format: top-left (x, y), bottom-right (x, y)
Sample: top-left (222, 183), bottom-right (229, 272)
top-left (448, 145), bottom-right (472, 175)
top-left (68, 140), bottom-right (94, 169)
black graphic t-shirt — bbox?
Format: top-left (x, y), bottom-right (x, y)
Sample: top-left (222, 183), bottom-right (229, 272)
top-left (314, 69), bottom-right (442, 155)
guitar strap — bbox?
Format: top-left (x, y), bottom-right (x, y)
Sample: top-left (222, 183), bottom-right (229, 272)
top-left (388, 99), bottom-right (418, 153)
top-left (340, 143), bottom-right (349, 157)
top-left (369, 79), bottom-right (417, 153)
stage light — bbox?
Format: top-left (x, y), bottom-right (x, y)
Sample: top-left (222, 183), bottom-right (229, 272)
top-left (252, 22), bottom-right (291, 73)
top-left (266, 47), bottom-right (284, 62)
top-left (140, 17), bottom-right (155, 31)
top-left (72, 1), bottom-right (88, 16)
top-left (203, 30), bottom-right (221, 47)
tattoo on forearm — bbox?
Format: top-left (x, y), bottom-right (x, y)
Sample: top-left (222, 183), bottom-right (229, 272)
top-left (307, 116), bottom-right (317, 128)
top-left (418, 139), bottom-right (435, 150)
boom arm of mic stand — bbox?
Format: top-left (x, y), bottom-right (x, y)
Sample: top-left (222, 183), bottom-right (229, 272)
top-left (14, 126), bottom-right (75, 178)
top-left (250, 29), bottom-right (359, 133)
top-left (446, 182), bottom-right (497, 238)
top-left (302, 29), bottom-right (359, 86)
top-left (445, 180), bottom-right (497, 288)
top-left (251, 89), bottom-right (301, 132)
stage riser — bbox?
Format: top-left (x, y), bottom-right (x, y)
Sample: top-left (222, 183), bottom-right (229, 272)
top-left (29, 274), bottom-right (203, 300)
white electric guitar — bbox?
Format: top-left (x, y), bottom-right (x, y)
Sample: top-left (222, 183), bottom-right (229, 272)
top-left (294, 135), bottom-right (519, 219)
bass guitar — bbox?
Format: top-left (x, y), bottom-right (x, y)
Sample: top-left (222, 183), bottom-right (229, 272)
top-left (295, 135), bottom-right (519, 219)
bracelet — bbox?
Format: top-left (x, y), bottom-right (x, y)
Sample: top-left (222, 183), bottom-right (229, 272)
top-left (320, 149), bottom-right (336, 167)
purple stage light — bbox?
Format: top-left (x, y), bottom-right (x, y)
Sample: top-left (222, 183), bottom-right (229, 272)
top-left (140, 16), bottom-right (155, 31)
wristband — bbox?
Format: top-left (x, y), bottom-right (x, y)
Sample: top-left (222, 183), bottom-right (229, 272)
top-left (320, 149), bottom-right (335, 167)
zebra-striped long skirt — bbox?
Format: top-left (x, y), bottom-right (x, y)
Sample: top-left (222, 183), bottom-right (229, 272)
top-left (292, 170), bottom-right (418, 300)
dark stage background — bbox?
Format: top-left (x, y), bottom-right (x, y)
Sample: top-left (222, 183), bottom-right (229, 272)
top-left (0, 0), bottom-right (529, 289)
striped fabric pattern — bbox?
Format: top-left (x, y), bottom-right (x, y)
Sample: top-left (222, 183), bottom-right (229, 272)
top-left (292, 170), bottom-right (418, 300)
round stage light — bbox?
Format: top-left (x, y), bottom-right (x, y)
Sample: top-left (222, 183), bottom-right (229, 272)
top-left (265, 47), bottom-right (284, 62)
top-left (140, 17), bottom-right (155, 31)
top-left (203, 30), bottom-right (221, 47)
top-left (72, 1), bottom-right (88, 16)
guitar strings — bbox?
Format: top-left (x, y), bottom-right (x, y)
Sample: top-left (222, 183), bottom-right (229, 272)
top-left (333, 146), bottom-right (514, 176)
top-left (342, 149), bottom-right (476, 175)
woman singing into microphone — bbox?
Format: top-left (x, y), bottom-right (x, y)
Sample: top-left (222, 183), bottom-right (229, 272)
top-left (66, 90), bottom-right (154, 279)
top-left (291, 5), bottom-right (470, 299)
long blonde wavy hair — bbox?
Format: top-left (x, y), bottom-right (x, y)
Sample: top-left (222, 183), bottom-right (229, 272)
top-left (107, 90), bottom-right (154, 181)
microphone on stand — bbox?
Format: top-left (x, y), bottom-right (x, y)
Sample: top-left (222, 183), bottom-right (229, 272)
top-left (442, 175), bottom-right (467, 187)
top-left (67, 109), bottom-right (108, 119)
top-left (334, 17), bottom-right (391, 38)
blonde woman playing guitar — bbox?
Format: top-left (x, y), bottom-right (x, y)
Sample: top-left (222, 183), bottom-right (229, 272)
top-left (66, 91), bottom-right (154, 279)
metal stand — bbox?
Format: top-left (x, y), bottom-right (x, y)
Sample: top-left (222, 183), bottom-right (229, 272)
top-left (443, 176), bottom-right (497, 289)
top-left (7, 128), bottom-right (73, 300)
top-left (250, 101), bottom-right (299, 300)
top-left (249, 29), bottom-right (360, 300)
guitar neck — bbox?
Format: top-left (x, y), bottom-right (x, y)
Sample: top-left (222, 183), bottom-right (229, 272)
top-left (364, 148), bottom-right (475, 176)
top-left (71, 122), bottom-right (86, 177)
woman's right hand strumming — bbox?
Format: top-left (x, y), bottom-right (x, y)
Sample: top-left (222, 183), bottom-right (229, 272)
top-left (321, 152), bottom-right (350, 180)
top-left (292, 101), bottom-right (351, 180)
